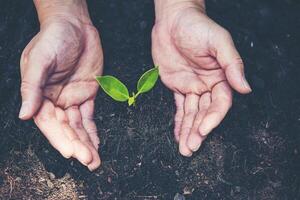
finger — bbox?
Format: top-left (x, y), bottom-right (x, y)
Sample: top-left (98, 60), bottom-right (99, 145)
top-left (66, 106), bottom-right (92, 143)
top-left (33, 100), bottom-right (74, 159)
top-left (179, 94), bottom-right (199, 157)
top-left (214, 29), bottom-right (252, 94)
top-left (56, 82), bottom-right (99, 109)
top-left (86, 145), bottom-right (101, 171)
top-left (19, 45), bottom-right (53, 120)
top-left (163, 72), bottom-right (208, 95)
top-left (174, 93), bottom-right (185, 142)
top-left (55, 107), bottom-right (93, 166)
top-left (66, 106), bottom-right (101, 171)
top-left (199, 82), bottom-right (232, 136)
top-left (187, 92), bottom-right (211, 151)
top-left (80, 100), bottom-right (100, 150)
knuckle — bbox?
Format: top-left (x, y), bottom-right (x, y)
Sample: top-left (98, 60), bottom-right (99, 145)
top-left (225, 57), bottom-right (244, 71)
top-left (192, 83), bottom-right (208, 95)
top-left (59, 117), bottom-right (69, 124)
top-left (175, 109), bottom-right (184, 118)
top-left (86, 127), bottom-right (98, 135)
top-left (201, 102), bottom-right (210, 110)
top-left (231, 57), bottom-right (244, 71)
top-left (21, 47), bottom-right (37, 66)
top-left (85, 25), bottom-right (101, 44)
top-left (91, 27), bottom-right (100, 39)
top-left (82, 119), bottom-right (98, 135)
top-left (234, 57), bottom-right (244, 66)
top-left (21, 39), bottom-right (36, 67)
top-left (70, 121), bottom-right (83, 129)
top-left (86, 25), bottom-right (99, 36)
top-left (22, 47), bottom-right (55, 72)
top-left (34, 115), bottom-right (47, 124)
top-left (221, 28), bottom-right (232, 40)
top-left (175, 103), bottom-right (184, 111)
top-left (21, 49), bottom-right (30, 66)
top-left (185, 109), bottom-right (198, 116)
top-left (20, 81), bottom-right (34, 94)
top-left (181, 126), bottom-right (192, 132)
top-left (151, 25), bottom-right (159, 38)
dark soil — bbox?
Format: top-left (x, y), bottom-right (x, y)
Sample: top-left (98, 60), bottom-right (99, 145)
top-left (0, 0), bottom-right (300, 199)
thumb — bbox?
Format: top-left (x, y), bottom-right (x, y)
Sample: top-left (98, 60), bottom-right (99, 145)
top-left (19, 49), bottom-right (52, 120)
top-left (215, 29), bottom-right (252, 94)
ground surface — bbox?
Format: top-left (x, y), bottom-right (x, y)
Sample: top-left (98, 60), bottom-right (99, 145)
top-left (0, 0), bottom-right (299, 199)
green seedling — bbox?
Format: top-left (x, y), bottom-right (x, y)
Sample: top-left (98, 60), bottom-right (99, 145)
top-left (96, 66), bottom-right (159, 106)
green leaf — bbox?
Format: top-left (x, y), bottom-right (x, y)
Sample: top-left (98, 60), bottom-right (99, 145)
top-left (96, 75), bottom-right (129, 102)
top-left (136, 66), bottom-right (159, 96)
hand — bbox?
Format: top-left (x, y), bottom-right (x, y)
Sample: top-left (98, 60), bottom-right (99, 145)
top-left (19, 5), bottom-right (103, 171)
top-left (152, 0), bottom-right (251, 156)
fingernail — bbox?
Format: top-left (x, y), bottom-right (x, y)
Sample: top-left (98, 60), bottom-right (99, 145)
top-left (19, 102), bottom-right (29, 119)
top-left (88, 165), bottom-right (95, 171)
top-left (179, 148), bottom-right (193, 157)
top-left (242, 77), bottom-right (252, 92)
top-left (185, 152), bottom-right (193, 157)
top-left (192, 142), bottom-right (202, 152)
top-left (199, 126), bottom-right (209, 136)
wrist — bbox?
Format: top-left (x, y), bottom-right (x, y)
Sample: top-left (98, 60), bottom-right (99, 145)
top-left (154, 0), bottom-right (205, 22)
top-left (34, 0), bottom-right (92, 26)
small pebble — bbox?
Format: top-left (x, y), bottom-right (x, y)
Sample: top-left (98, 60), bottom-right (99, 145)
top-left (108, 176), bottom-right (112, 183)
top-left (15, 177), bottom-right (21, 182)
top-left (47, 180), bottom-right (54, 188)
top-left (62, 184), bottom-right (66, 191)
top-left (49, 172), bottom-right (56, 180)
top-left (64, 173), bottom-right (71, 179)
top-left (294, 149), bottom-right (298, 155)
top-left (174, 193), bottom-right (185, 200)
top-left (235, 186), bottom-right (241, 193)
top-left (183, 186), bottom-right (194, 195)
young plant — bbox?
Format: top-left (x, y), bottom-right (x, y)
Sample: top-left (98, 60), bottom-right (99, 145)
top-left (96, 66), bottom-right (159, 106)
